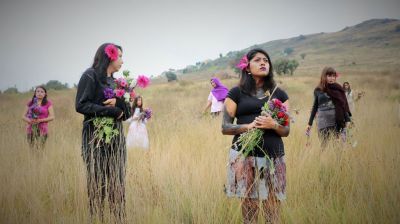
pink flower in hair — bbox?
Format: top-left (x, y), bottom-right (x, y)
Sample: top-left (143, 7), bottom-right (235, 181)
top-left (105, 44), bottom-right (118, 61)
top-left (136, 75), bottom-right (150, 88)
top-left (236, 55), bottom-right (249, 71)
top-left (114, 88), bottom-right (125, 98)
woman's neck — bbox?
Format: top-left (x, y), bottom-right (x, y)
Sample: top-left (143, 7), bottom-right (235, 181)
top-left (106, 67), bottom-right (113, 77)
top-left (36, 99), bottom-right (42, 105)
top-left (253, 76), bottom-right (264, 88)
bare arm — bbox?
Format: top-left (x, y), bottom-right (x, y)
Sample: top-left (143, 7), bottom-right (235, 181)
top-left (203, 100), bottom-right (212, 113)
top-left (221, 98), bottom-right (255, 135)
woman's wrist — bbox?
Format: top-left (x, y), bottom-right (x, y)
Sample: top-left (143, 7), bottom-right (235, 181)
top-left (273, 122), bottom-right (279, 130)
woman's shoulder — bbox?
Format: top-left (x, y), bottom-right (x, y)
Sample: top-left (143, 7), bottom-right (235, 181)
top-left (274, 87), bottom-right (289, 101)
top-left (81, 68), bottom-right (96, 80)
top-left (228, 86), bottom-right (241, 94)
top-left (227, 86), bottom-right (241, 99)
top-left (45, 99), bottom-right (53, 107)
top-left (26, 99), bottom-right (33, 106)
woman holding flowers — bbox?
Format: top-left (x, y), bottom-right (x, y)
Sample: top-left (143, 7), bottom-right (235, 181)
top-left (22, 86), bottom-right (54, 149)
top-left (203, 77), bottom-right (228, 117)
top-left (75, 43), bottom-right (130, 222)
top-left (222, 48), bottom-right (290, 223)
top-left (126, 95), bottom-right (151, 150)
top-left (306, 67), bottom-right (351, 147)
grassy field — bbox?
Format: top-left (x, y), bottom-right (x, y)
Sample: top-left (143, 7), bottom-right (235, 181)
top-left (0, 70), bottom-right (399, 223)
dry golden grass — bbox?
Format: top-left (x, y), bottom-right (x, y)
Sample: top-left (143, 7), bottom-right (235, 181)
top-left (0, 72), bottom-right (399, 223)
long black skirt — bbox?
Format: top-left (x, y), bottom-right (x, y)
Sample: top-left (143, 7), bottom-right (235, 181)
top-left (81, 119), bottom-right (126, 221)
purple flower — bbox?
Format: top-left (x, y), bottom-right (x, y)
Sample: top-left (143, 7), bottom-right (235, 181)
top-left (144, 108), bottom-right (152, 119)
top-left (103, 87), bottom-right (114, 99)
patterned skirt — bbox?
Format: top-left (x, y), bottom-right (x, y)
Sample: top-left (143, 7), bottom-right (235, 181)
top-left (226, 149), bottom-right (286, 201)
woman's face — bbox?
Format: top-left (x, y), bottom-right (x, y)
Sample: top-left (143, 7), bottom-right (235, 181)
top-left (137, 98), bottom-right (142, 106)
top-left (210, 80), bottom-right (217, 88)
top-left (343, 83), bottom-right (349, 90)
top-left (248, 52), bottom-right (270, 77)
top-left (35, 88), bottom-right (46, 99)
top-left (110, 49), bottom-right (123, 73)
top-left (326, 73), bottom-right (337, 84)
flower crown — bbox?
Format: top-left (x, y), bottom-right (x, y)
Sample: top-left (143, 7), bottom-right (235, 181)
top-left (236, 55), bottom-right (249, 71)
top-left (105, 44), bottom-right (118, 61)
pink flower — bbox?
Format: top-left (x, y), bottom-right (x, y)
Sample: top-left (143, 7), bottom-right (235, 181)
top-left (236, 55), bottom-right (249, 71)
top-left (130, 90), bottom-right (136, 99)
top-left (273, 98), bottom-right (283, 108)
top-left (105, 44), bottom-right (118, 61)
top-left (114, 89), bottom-right (125, 98)
top-left (117, 77), bottom-right (128, 88)
top-left (137, 75), bottom-right (150, 88)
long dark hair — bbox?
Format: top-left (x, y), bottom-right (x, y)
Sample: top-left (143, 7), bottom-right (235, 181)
top-left (317, 67), bottom-right (337, 92)
top-left (29, 86), bottom-right (48, 106)
top-left (131, 95), bottom-right (143, 115)
top-left (343, 81), bottom-right (351, 93)
top-left (91, 43), bottom-right (122, 82)
top-left (239, 48), bottom-right (276, 95)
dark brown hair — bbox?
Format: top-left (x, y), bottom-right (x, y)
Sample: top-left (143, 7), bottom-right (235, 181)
top-left (239, 48), bottom-right (275, 95)
top-left (29, 86), bottom-right (48, 106)
top-left (131, 95), bottom-right (143, 114)
top-left (317, 67), bottom-right (337, 91)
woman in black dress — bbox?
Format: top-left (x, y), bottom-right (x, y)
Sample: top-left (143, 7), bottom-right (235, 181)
top-left (76, 43), bottom-right (130, 222)
top-left (222, 48), bottom-right (290, 223)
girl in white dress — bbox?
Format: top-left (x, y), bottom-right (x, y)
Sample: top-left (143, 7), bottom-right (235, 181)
top-left (126, 96), bottom-right (149, 150)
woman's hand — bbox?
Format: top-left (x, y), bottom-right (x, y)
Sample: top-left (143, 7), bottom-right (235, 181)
top-left (117, 111), bottom-right (124, 120)
top-left (255, 115), bottom-right (277, 129)
top-left (247, 120), bottom-right (257, 130)
top-left (103, 98), bottom-right (116, 107)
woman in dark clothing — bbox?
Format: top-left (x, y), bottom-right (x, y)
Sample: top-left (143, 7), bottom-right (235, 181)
top-left (75, 43), bottom-right (130, 222)
top-left (307, 67), bottom-right (351, 147)
top-left (222, 48), bottom-right (290, 224)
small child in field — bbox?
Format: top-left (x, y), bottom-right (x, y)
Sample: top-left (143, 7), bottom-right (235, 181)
top-left (126, 95), bottom-right (150, 150)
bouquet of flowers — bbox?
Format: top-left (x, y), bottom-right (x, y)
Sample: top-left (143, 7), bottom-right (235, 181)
top-left (236, 98), bottom-right (289, 157)
top-left (92, 69), bottom-right (151, 145)
top-left (27, 97), bottom-right (41, 135)
top-left (140, 108), bottom-right (152, 122)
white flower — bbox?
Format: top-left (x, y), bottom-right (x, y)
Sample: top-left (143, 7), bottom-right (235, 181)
top-left (130, 79), bottom-right (137, 88)
top-left (124, 92), bottom-right (130, 102)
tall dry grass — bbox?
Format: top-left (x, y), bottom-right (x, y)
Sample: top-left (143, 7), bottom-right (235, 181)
top-left (0, 72), bottom-right (399, 223)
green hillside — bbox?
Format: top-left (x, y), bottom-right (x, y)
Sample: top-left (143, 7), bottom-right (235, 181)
top-left (162, 18), bottom-right (400, 81)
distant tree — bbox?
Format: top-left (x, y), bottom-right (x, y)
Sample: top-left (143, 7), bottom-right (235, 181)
top-left (283, 47), bottom-right (294, 55)
top-left (165, 71), bottom-right (178, 82)
top-left (300, 53), bottom-right (307, 59)
top-left (287, 60), bottom-right (299, 75)
top-left (4, 86), bottom-right (19, 94)
top-left (43, 80), bottom-right (69, 90)
top-left (219, 53), bottom-right (223, 58)
top-left (297, 35), bottom-right (306, 40)
top-left (274, 59), bottom-right (299, 75)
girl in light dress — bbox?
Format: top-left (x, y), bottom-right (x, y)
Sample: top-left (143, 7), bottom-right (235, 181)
top-left (126, 95), bottom-right (149, 150)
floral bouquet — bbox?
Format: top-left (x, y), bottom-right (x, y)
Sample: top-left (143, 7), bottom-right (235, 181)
top-left (91, 45), bottom-right (151, 145)
top-left (27, 97), bottom-right (41, 135)
top-left (92, 72), bottom-right (150, 145)
top-left (237, 98), bottom-right (289, 157)
top-left (140, 108), bottom-right (152, 122)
